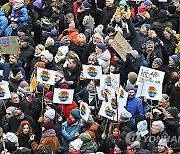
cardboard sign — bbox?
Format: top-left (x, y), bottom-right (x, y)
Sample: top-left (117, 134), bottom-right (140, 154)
top-left (0, 36), bottom-right (19, 54)
top-left (137, 66), bottom-right (165, 85)
top-left (110, 32), bottom-right (132, 61)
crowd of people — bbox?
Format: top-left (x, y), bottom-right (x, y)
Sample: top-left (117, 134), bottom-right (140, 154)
top-left (0, 0), bottom-right (179, 153)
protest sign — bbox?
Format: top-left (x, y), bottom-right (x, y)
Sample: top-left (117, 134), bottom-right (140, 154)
top-left (110, 73), bottom-right (120, 92)
top-left (100, 74), bottom-right (112, 87)
top-left (117, 86), bottom-right (128, 107)
top-left (37, 68), bottom-right (56, 85)
top-left (96, 87), bottom-right (115, 101)
top-left (0, 82), bottom-right (11, 99)
top-left (136, 66), bottom-right (165, 85)
top-left (53, 88), bottom-right (74, 104)
top-left (83, 65), bottom-right (102, 79)
top-left (88, 15), bottom-right (94, 30)
top-left (80, 102), bottom-right (90, 121)
top-left (110, 32), bottom-right (132, 61)
top-left (0, 36), bottom-right (19, 54)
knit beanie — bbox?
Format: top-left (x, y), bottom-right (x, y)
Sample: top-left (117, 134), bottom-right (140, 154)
top-left (153, 58), bottom-right (163, 66)
top-left (138, 5), bottom-right (147, 13)
top-left (120, 110), bottom-right (132, 121)
top-left (18, 25), bottom-right (27, 33)
top-left (5, 132), bottom-right (18, 146)
top-left (80, 133), bottom-right (91, 143)
top-left (158, 10), bottom-right (167, 19)
top-left (43, 121), bottom-right (55, 130)
top-left (58, 46), bottom-right (69, 56)
top-left (44, 109), bottom-right (55, 120)
top-left (19, 81), bottom-right (29, 88)
top-left (82, 1), bottom-right (91, 9)
top-left (167, 5), bottom-right (176, 15)
top-left (33, 0), bottom-right (42, 9)
top-left (11, 68), bottom-right (21, 77)
top-left (167, 107), bottom-right (179, 118)
top-left (137, 120), bottom-right (148, 132)
top-left (128, 72), bottom-right (137, 85)
top-left (70, 139), bottom-right (83, 150)
top-left (115, 140), bottom-right (127, 151)
top-left (125, 83), bottom-right (135, 92)
top-left (45, 37), bottom-right (54, 47)
top-left (43, 52), bottom-right (54, 62)
top-left (6, 106), bottom-right (16, 116)
top-left (71, 109), bottom-right (80, 120)
top-left (130, 50), bottom-right (139, 59)
top-left (96, 43), bottom-right (106, 52)
top-left (106, 26), bottom-right (115, 34)
top-left (144, 0), bottom-right (152, 6)
top-left (20, 120), bottom-right (30, 126)
top-left (34, 62), bottom-right (45, 69)
top-left (170, 55), bottom-right (179, 64)
top-left (45, 91), bottom-right (54, 100)
top-left (119, 0), bottom-right (127, 6)
top-left (161, 94), bottom-right (169, 102)
top-left (60, 37), bottom-right (70, 46)
top-left (158, 139), bottom-right (167, 147)
top-left (146, 40), bottom-right (154, 46)
top-left (14, 103), bottom-right (25, 112)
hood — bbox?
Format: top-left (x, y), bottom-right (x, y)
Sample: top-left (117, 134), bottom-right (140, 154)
top-left (9, 60), bottom-right (23, 67)
top-left (97, 50), bottom-right (111, 61)
top-left (0, 8), bottom-right (5, 16)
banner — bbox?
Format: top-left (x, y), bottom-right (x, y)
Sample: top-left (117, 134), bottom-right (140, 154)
top-left (82, 65), bottom-right (102, 79)
top-left (0, 36), bottom-right (19, 54)
top-left (136, 66), bottom-right (165, 85)
top-left (96, 87), bottom-right (115, 101)
top-left (0, 82), bottom-right (11, 99)
top-left (100, 74), bottom-right (112, 87)
top-left (80, 102), bottom-right (90, 121)
top-left (53, 88), bottom-right (74, 104)
top-left (37, 68), bottom-right (56, 85)
top-left (110, 32), bottom-right (132, 61)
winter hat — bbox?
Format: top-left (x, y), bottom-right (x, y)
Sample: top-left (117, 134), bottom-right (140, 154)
top-left (144, 0), bottom-right (152, 6)
top-left (119, 0), bottom-right (127, 6)
top-left (40, 19), bottom-right (51, 27)
top-left (106, 26), bottom-right (115, 35)
top-left (19, 81), bottom-right (29, 88)
top-left (43, 52), bottom-right (54, 62)
top-left (138, 5), bottom-right (147, 13)
top-left (170, 55), bottom-right (179, 64)
top-left (158, 138), bottom-right (167, 147)
top-left (45, 91), bottom-right (54, 100)
top-left (158, 10), bottom-right (167, 19)
top-left (5, 132), bottom-right (18, 146)
top-left (125, 83), bottom-right (135, 92)
top-left (58, 46), bottom-right (69, 56)
top-left (43, 121), bottom-right (55, 130)
top-left (137, 120), bottom-right (148, 132)
top-left (14, 103), bottom-right (25, 112)
top-left (167, 5), bottom-right (176, 15)
top-left (34, 62), bottom-right (45, 69)
top-left (130, 50), bottom-right (139, 59)
top-left (96, 43), bottom-right (106, 52)
top-left (6, 106), bottom-right (16, 116)
top-left (44, 109), bottom-right (55, 120)
top-left (17, 25), bottom-right (27, 33)
top-left (20, 120), bottom-right (30, 126)
top-left (128, 72), bottom-right (137, 84)
top-left (45, 37), bottom-right (54, 47)
top-left (167, 107), bottom-right (179, 118)
top-left (70, 138), bottom-right (83, 150)
top-left (130, 141), bottom-right (141, 149)
top-left (120, 110), bottom-right (132, 121)
top-left (50, 29), bottom-right (58, 37)
top-left (71, 109), bottom-right (81, 120)
top-left (50, 14), bottom-right (59, 23)
top-left (153, 58), bottom-right (163, 66)
top-left (60, 37), bottom-right (70, 46)
top-left (82, 1), bottom-right (91, 9)
top-left (94, 25), bottom-right (104, 36)
top-left (80, 133), bottom-right (91, 143)
top-left (115, 140), bottom-right (127, 151)
top-left (21, 147), bottom-right (31, 154)
top-left (161, 94), bottom-right (169, 102)
top-left (146, 40), bottom-right (154, 46)
top-left (33, 0), bottom-right (42, 9)
top-left (11, 68), bottom-right (21, 77)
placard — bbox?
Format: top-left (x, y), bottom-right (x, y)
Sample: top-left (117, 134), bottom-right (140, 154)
top-left (110, 32), bottom-right (132, 61)
top-left (100, 74), bottom-right (112, 87)
top-left (0, 82), bottom-right (11, 99)
top-left (83, 65), bottom-right (102, 79)
top-left (0, 36), bottom-right (19, 54)
top-left (110, 73), bottom-right (120, 92)
top-left (53, 88), bottom-right (74, 104)
top-left (80, 102), bottom-right (90, 121)
top-left (96, 87), bottom-right (115, 101)
top-left (117, 86), bottom-right (128, 107)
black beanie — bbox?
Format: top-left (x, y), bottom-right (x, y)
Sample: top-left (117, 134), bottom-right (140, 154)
top-left (11, 68), bottom-right (21, 77)
top-left (115, 140), bottom-right (127, 151)
top-left (14, 103), bottom-right (26, 112)
top-left (168, 5), bottom-right (176, 15)
top-left (167, 107), bottom-right (179, 118)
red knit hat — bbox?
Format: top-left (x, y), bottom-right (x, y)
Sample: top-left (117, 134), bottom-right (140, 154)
top-left (43, 121), bottom-right (55, 130)
top-left (138, 5), bottom-right (146, 13)
top-left (20, 120), bottom-right (30, 126)
top-left (45, 91), bottom-right (54, 100)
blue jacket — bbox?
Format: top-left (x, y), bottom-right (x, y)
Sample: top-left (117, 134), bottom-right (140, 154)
top-left (11, 5), bottom-right (28, 25)
top-left (0, 8), bottom-right (8, 36)
top-left (61, 120), bottom-right (83, 152)
top-left (1, 60), bottom-right (26, 80)
top-left (139, 56), bottom-right (148, 67)
top-left (126, 96), bottom-right (144, 124)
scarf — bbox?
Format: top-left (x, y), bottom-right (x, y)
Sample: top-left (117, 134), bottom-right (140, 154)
top-left (54, 55), bottom-right (65, 63)
top-left (67, 118), bottom-right (78, 126)
top-left (16, 113), bottom-right (25, 120)
top-left (41, 129), bottom-right (56, 139)
top-left (34, 53), bottom-right (42, 58)
top-left (17, 86), bottom-right (31, 98)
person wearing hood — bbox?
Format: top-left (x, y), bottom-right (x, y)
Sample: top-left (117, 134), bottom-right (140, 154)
top-left (0, 7), bottom-right (8, 36)
top-left (1, 53), bottom-right (26, 81)
top-left (10, 0), bottom-right (28, 26)
top-left (125, 83), bottom-right (144, 124)
top-left (157, 139), bottom-right (169, 154)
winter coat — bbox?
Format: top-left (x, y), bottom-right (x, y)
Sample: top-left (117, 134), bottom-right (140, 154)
top-left (85, 122), bottom-right (99, 142)
top-left (97, 50), bottom-right (111, 74)
top-left (11, 5), bottom-right (28, 25)
top-left (80, 140), bottom-right (98, 154)
top-left (18, 134), bottom-right (32, 150)
top-left (41, 25), bottom-right (54, 45)
top-left (170, 85), bottom-right (180, 112)
top-left (139, 56), bottom-right (148, 67)
top-left (61, 120), bottom-right (83, 152)
top-left (0, 8), bottom-right (8, 36)
top-left (8, 77), bottom-right (23, 92)
top-left (127, 19), bottom-right (148, 50)
top-left (1, 61), bottom-right (26, 81)
top-left (5, 24), bottom-right (18, 36)
top-left (126, 96), bottom-right (144, 124)
top-left (45, 61), bottom-right (56, 70)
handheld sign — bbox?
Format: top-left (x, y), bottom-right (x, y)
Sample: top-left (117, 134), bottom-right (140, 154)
top-left (83, 65), bottom-right (102, 79)
top-left (80, 102), bottom-right (90, 121)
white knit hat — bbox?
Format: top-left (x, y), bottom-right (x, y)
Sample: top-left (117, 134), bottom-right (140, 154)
top-left (45, 37), bottom-right (54, 47)
top-left (43, 52), bottom-right (53, 62)
top-left (158, 139), bottom-right (167, 147)
top-left (44, 109), bottom-right (55, 120)
top-left (70, 138), bottom-right (83, 150)
top-left (5, 132), bottom-right (19, 146)
top-left (58, 46), bottom-right (69, 56)
top-left (130, 50), bottom-right (139, 59)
